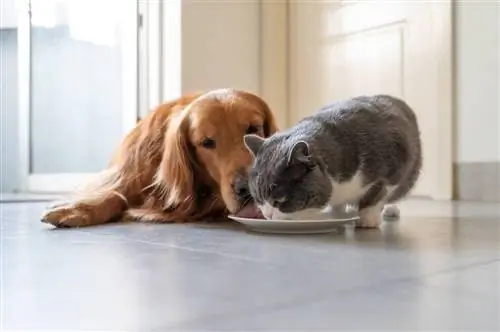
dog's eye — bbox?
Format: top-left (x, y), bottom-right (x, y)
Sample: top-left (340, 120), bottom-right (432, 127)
top-left (200, 138), bottom-right (216, 149)
top-left (246, 125), bottom-right (260, 134)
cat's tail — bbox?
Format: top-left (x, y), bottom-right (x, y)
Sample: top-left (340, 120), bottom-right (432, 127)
top-left (382, 204), bottom-right (400, 221)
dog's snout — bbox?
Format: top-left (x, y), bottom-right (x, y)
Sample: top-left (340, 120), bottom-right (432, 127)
top-left (233, 174), bottom-right (250, 199)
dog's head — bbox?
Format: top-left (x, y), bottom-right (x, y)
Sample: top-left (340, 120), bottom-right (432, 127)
top-left (159, 89), bottom-right (278, 219)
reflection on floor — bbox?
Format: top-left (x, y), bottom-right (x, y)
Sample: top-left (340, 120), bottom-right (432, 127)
top-left (1, 199), bottom-right (499, 330)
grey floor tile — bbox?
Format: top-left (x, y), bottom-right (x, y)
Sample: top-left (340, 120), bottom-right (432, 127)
top-left (3, 231), bottom-right (321, 330)
top-left (0, 227), bottom-right (428, 330)
top-left (420, 260), bottom-right (500, 300)
top-left (180, 274), bottom-right (499, 331)
top-left (1, 202), bottom-right (49, 236)
top-left (1, 199), bottom-right (500, 331)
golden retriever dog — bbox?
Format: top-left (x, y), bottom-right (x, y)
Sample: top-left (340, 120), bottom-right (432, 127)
top-left (41, 89), bottom-right (277, 227)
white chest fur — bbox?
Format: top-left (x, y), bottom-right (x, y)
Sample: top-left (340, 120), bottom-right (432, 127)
top-left (329, 171), bottom-right (372, 205)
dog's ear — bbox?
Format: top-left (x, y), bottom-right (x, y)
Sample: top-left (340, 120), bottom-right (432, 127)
top-left (156, 109), bottom-right (196, 217)
top-left (241, 92), bottom-right (279, 137)
top-left (261, 101), bottom-right (279, 137)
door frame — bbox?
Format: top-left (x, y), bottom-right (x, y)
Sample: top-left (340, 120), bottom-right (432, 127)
top-left (16, 0), bottom-right (139, 193)
top-left (138, 0), bottom-right (164, 120)
top-left (431, 1), bottom-right (454, 200)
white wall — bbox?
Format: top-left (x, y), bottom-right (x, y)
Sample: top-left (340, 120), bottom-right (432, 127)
top-left (161, 0), bottom-right (261, 98)
top-left (172, 1), bottom-right (500, 161)
top-left (160, 0), bottom-right (288, 129)
top-left (181, 0), bottom-right (260, 95)
top-left (455, 1), bottom-right (500, 163)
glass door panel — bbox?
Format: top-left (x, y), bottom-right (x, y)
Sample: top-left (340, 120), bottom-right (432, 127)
top-left (19, 0), bottom-right (138, 192)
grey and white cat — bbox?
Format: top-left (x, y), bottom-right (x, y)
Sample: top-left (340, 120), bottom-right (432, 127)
top-left (243, 95), bottom-right (422, 228)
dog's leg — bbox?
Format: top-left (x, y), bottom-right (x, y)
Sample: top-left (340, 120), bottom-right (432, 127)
top-left (124, 208), bottom-right (178, 223)
top-left (124, 194), bottom-right (227, 224)
top-left (41, 169), bottom-right (130, 228)
top-left (42, 195), bottom-right (126, 228)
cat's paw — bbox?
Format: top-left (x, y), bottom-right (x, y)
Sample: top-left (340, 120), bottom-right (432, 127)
top-left (357, 206), bottom-right (382, 228)
top-left (382, 204), bottom-right (400, 220)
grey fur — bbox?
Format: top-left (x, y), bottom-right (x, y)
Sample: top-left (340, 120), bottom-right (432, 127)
top-left (244, 95), bottom-right (422, 225)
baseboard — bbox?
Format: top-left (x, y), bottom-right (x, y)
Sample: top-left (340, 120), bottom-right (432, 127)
top-left (454, 162), bottom-right (500, 202)
top-left (0, 192), bottom-right (62, 203)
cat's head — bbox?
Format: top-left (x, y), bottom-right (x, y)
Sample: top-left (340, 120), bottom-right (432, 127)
top-left (243, 134), bottom-right (333, 220)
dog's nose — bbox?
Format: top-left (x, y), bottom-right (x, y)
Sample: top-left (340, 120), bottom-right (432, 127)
top-left (233, 175), bottom-right (250, 199)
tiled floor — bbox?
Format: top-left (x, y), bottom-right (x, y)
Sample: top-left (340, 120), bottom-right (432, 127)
top-left (1, 199), bottom-right (499, 331)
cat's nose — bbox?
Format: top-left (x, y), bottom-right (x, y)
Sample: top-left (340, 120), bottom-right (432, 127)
top-left (233, 174), bottom-right (250, 199)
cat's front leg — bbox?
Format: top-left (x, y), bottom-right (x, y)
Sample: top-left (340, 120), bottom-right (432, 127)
top-left (357, 182), bottom-right (387, 228)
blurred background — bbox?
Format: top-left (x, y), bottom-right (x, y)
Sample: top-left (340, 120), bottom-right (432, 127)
top-left (1, 0), bottom-right (499, 202)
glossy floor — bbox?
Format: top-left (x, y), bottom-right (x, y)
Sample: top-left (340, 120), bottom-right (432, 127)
top-left (1, 199), bottom-right (499, 331)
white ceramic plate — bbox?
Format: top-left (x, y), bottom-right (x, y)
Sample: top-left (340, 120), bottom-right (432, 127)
top-left (228, 215), bottom-right (359, 234)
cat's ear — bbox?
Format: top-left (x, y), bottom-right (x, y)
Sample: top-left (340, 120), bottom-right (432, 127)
top-left (287, 140), bottom-right (312, 165)
top-left (244, 134), bottom-right (265, 157)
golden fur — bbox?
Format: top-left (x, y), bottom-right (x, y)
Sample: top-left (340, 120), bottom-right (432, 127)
top-left (42, 89), bottom-right (278, 227)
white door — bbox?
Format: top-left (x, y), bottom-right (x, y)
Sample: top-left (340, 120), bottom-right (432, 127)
top-left (17, 0), bottom-right (138, 193)
top-left (289, 0), bottom-right (453, 200)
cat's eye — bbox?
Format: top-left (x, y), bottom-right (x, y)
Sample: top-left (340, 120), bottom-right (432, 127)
top-left (271, 196), bottom-right (287, 208)
top-left (200, 138), bottom-right (216, 149)
top-left (246, 125), bottom-right (261, 135)
top-left (275, 196), bottom-right (287, 204)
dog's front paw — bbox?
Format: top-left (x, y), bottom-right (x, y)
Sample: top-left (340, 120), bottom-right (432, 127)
top-left (41, 204), bottom-right (91, 228)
